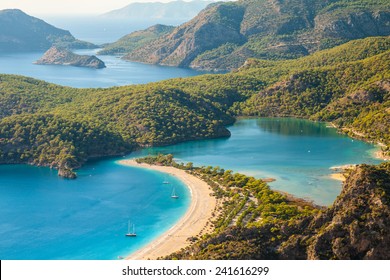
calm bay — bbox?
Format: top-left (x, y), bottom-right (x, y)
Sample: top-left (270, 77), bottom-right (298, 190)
top-left (0, 118), bottom-right (380, 259)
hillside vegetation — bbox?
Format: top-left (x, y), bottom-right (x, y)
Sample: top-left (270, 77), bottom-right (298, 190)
top-left (98, 25), bottom-right (175, 55)
top-left (116, 0), bottom-right (390, 70)
top-left (0, 36), bottom-right (389, 177)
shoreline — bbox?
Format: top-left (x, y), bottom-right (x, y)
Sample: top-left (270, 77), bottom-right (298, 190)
top-left (374, 149), bottom-right (390, 161)
top-left (118, 159), bottom-right (216, 260)
top-left (329, 173), bottom-right (346, 182)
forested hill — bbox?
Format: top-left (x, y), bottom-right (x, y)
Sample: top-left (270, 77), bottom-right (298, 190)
top-left (98, 24), bottom-right (175, 56)
top-left (0, 9), bottom-right (96, 52)
top-left (0, 36), bottom-right (389, 177)
top-left (235, 36), bottom-right (390, 152)
top-left (118, 0), bottom-right (390, 71)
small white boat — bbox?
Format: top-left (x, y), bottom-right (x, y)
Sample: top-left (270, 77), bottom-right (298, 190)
top-left (125, 221), bottom-right (137, 237)
top-left (171, 187), bottom-right (179, 199)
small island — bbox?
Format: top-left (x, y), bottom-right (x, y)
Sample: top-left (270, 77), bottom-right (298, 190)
top-left (35, 46), bottom-right (106, 69)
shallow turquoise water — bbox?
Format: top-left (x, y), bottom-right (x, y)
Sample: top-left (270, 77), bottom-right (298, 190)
top-left (0, 118), bottom-right (381, 259)
top-left (0, 160), bottom-right (190, 260)
top-left (131, 118), bottom-right (381, 206)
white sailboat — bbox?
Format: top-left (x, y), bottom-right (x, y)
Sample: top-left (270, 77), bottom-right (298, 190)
top-left (125, 221), bottom-right (137, 237)
top-left (171, 187), bottom-right (179, 199)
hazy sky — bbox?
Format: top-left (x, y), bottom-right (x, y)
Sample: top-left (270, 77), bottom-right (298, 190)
top-left (0, 0), bottom-right (179, 15)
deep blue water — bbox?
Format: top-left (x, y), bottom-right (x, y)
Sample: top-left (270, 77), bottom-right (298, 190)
top-left (0, 17), bottom-right (207, 88)
top-left (0, 50), bottom-right (207, 88)
top-left (0, 160), bottom-right (190, 260)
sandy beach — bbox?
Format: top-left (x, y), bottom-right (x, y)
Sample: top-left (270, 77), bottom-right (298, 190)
top-left (375, 150), bottom-right (390, 161)
top-left (329, 173), bottom-right (346, 181)
top-left (118, 159), bottom-right (216, 260)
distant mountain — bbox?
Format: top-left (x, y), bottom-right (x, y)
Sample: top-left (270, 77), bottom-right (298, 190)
top-left (121, 0), bottom-right (390, 71)
top-left (0, 9), bottom-right (97, 52)
top-left (102, 0), bottom-right (214, 20)
top-left (35, 47), bottom-right (106, 69)
top-left (98, 24), bottom-right (175, 55)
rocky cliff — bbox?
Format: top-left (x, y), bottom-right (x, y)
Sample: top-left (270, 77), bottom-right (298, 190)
top-left (280, 163), bottom-right (390, 259)
top-left (0, 9), bottom-right (97, 52)
top-left (122, 0), bottom-right (390, 71)
top-left (124, 3), bottom-right (246, 67)
top-left (35, 47), bottom-right (106, 69)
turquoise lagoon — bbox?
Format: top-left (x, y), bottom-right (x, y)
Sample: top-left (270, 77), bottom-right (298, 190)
top-left (0, 118), bottom-right (381, 259)
top-left (131, 118), bottom-right (381, 206)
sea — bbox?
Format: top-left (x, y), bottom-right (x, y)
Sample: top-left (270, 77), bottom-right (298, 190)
top-left (0, 16), bottom-right (207, 88)
top-left (0, 17), bottom-right (383, 259)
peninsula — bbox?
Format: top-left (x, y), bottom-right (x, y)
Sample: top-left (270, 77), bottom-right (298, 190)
top-left (121, 155), bottom-right (390, 260)
top-left (35, 47), bottom-right (106, 69)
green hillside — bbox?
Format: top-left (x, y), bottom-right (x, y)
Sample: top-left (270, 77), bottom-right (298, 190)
top-left (235, 37), bottom-right (390, 151)
top-left (0, 36), bottom-right (389, 177)
top-left (98, 25), bottom-right (175, 55)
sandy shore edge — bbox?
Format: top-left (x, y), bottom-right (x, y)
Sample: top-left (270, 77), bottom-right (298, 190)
top-left (329, 173), bottom-right (346, 181)
top-left (118, 159), bottom-right (216, 260)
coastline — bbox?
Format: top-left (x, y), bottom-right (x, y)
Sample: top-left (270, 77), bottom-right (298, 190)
top-left (374, 146), bottom-right (390, 161)
top-left (329, 173), bottom-right (346, 181)
top-left (118, 159), bottom-right (217, 260)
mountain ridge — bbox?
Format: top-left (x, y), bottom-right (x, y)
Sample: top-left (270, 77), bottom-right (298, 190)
top-left (102, 0), bottom-right (214, 20)
top-left (98, 24), bottom-right (175, 55)
top-left (119, 0), bottom-right (390, 71)
top-left (0, 9), bottom-right (97, 52)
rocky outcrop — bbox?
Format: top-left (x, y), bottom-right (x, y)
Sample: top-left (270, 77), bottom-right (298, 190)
top-left (124, 3), bottom-right (246, 67)
top-left (121, 0), bottom-right (390, 71)
top-left (284, 163), bottom-right (390, 260)
top-left (0, 9), bottom-right (97, 52)
top-left (315, 11), bottom-right (390, 40)
top-left (35, 47), bottom-right (106, 69)
top-left (58, 168), bottom-right (77, 179)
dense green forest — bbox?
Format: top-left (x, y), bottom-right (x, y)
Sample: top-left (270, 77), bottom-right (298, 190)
top-left (0, 36), bottom-right (389, 177)
top-left (98, 24), bottom-right (175, 55)
top-left (235, 37), bottom-right (390, 152)
top-left (136, 155), bottom-right (390, 259)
